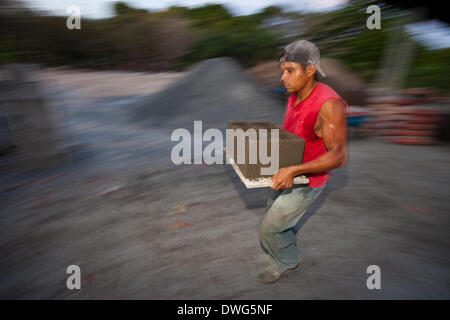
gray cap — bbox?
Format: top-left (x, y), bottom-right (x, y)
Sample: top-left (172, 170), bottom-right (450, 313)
top-left (278, 40), bottom-right (326, 79)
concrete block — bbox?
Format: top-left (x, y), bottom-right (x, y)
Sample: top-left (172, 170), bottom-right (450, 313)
top-left (227, 121), bottom-right (304, 178)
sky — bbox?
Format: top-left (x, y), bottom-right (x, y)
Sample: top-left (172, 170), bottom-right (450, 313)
top-left (22, 0), bottom-right (349, 18)
top-left (22, 0), bottom-right (450, 49)
top-left (405, 20), bottom-right (450, 50)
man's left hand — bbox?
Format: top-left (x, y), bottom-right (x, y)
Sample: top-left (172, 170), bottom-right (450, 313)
top-left (270, 167), bottom-right (296, 190)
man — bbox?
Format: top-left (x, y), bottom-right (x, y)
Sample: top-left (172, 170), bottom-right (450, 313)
top-left (258, 40), bottom-right (348, 284)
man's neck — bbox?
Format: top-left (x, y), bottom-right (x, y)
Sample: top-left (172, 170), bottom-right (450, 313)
top-left (295, 79), bottom-right (318, 104)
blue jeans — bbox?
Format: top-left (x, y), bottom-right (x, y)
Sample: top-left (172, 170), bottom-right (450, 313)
top-left (259, 184), bottom-right (326, 273)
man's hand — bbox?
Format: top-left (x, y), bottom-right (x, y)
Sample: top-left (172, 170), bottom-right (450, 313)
top-left (270, 167), bottom-right (296, 190)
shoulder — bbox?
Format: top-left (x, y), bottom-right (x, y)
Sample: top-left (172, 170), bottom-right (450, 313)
top-left (320, 98), bottom-right (346, 114)
top-left (318, 98), bottom-right (347, 123)
top-left (316, 81), bottom-right (347, 101)
top-left (316, 82), bottom-right (341, 96)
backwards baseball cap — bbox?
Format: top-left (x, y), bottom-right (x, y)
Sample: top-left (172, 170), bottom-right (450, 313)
top-left (278, 40), bottom-right (326, 79)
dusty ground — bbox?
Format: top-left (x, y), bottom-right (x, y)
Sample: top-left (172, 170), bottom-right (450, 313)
top-left (0, 63), bottom-right (449, 299)
top-left (36, 68), bottom-right (186, 100)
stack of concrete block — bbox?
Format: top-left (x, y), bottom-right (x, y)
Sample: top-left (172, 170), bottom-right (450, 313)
top-left (366, 92), bottom-right (446, 145)
top-left (226, 121), bottom-right (304, 178)
top-left (0, 64), bottom-right (72, 171)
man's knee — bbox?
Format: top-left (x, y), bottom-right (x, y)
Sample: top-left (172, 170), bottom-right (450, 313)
top-left (260, 211), bottom-right (285, 237)
top-left (261, 193), bottom-right (310, 235)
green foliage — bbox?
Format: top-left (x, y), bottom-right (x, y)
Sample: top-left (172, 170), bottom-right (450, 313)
top-left (326, 23), bottom-right (389, 82)
top-left (405, 46), bottom-right (450, 92)
top-left (176, 4), bottom-right (281, 68)
top-left (114, 2), bottom-right (133, 15)
top-left (0, 0), bottom-right (449, 92)
top-left (180, 26), bottom-right (280, 68)
top-left (0, 38), bottom-right (17, 64)
top-left (113, 1), bottom-right (148, 16)
top-left (301, 1), bottom-right (394, 82)
top-left (181, 3), bottom-right (233, 28)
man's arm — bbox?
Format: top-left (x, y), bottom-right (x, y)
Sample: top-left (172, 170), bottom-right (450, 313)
top-left (271, 98), bottom-right (348, 190)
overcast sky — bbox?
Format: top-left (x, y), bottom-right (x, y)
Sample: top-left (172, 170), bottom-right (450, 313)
top-left (22, 0), bottom-right (450, 49)
top-left (22, 0), bottom-right (348, 18)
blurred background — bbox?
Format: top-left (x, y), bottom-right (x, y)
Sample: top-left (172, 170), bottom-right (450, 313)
top-left (0, 0), bottom-right (449, 299)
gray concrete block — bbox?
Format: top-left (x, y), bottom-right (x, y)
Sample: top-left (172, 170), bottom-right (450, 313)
top-left (227, 121), bottom-right (304, 178)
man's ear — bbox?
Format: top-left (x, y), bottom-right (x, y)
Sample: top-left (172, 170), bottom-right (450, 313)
top-left (306, 64), bottom-right (316, 78)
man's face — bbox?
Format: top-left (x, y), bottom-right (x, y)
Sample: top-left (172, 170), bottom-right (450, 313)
top-left (280, 62), bottom-right (311, 94)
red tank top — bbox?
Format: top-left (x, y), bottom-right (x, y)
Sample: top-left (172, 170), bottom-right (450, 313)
top-left (282, 82), bottom-right (348, 188)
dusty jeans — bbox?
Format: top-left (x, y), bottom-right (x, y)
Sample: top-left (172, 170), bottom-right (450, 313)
top-left (259, 184), bottom-right (326, 273)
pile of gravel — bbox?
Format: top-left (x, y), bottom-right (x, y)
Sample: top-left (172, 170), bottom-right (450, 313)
top-left (133, 57), bottom-right (286, 132)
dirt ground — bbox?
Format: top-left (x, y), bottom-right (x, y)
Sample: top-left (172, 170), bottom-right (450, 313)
top-left (0, 64), bottom-right (449, 299)
top-left (36, 68), bottom-right (187, 100)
